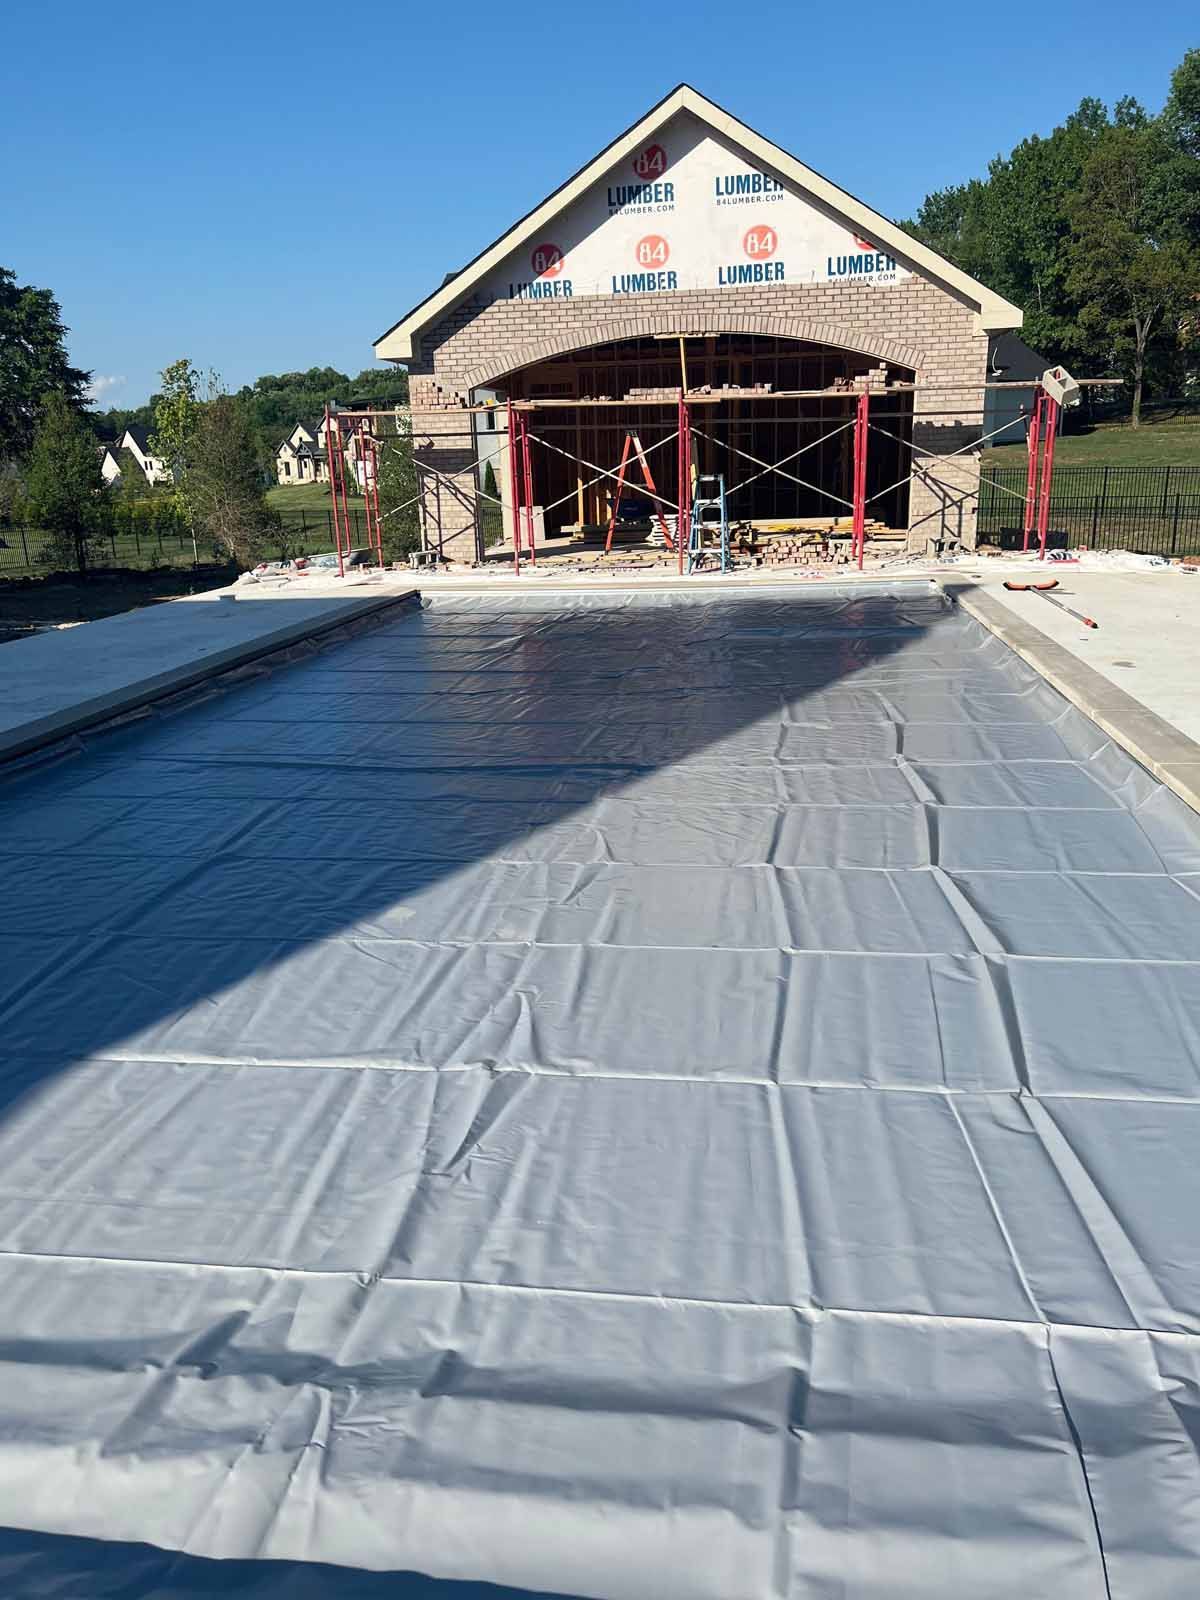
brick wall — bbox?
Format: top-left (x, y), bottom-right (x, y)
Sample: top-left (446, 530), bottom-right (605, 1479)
top-left (407, 276), bottom-right (988, 559)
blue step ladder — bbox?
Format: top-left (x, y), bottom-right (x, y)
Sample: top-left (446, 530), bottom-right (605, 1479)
top-left (687, 473), bottom-right (730, 573)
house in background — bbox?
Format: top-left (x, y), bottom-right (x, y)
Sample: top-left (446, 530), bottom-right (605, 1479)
top-left (984, 332), bottom-right (1049, 446)
top-left (275, 415), bottom-right (394, 489)
top-left (96, 427), bottom-right (172, 489)
top-left (275, 420), bottom-right (328, 485)
top-left (97, 442), bottom-right (123, 486)
top-left (117, 424), bottom-right (171, 485)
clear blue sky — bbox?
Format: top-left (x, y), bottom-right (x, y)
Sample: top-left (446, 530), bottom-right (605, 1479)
top-left (3, 2), bottom-right (1194, 408)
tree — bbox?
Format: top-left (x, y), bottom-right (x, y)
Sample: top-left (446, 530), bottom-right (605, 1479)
top-left (0, 267), bottom-right (91, 458)
top-left (91, 398), bottom-right (158, 443)
top-left (236, 367), bottom-right (352, 470)
top-left (346, 367), bottom-right (409, 407)
top-left (19, 392), bottom-right (109, 570)
top-left (375, 411), bottom-right (420, 559)
top-left (152, 358), bottom-right (210, 560)
top-left (0, 458), bottom-right (22, 526)
top-left (481, 459), bottom-right (503, 548)
top-left (902, 98), bottom-right (1113, 364)
top-left (151, 358), bottom-right (201, 486)
top-left (116, 447), bottom-right (150, 502)
top-left (184, 393), bottom-right (276, 566)
top-left (1066, 122), bottom-right (1200, 425)
top-left (902, 50), bottom-right (1200, 411)
top-left (1163, 47), bottom-right (1200, 158)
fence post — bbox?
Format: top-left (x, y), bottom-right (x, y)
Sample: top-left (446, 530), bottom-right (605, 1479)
top-left (19, 527), bottom-right (29, 567)
top-left (1172, 494), bottom-right (1181, 554)
top-left (134, 526), bottom-right (141, 556)
top-left (1091, 497), bottom-right (1100, 545)
top-left (1100, 466), bottom-right (1109, 522)
top-left (1161, 466), bottom-right (1171, 518)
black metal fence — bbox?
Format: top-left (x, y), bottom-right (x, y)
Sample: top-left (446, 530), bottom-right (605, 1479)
top-left (0, 524), bottom-right (206, 577)
top-left (272, 508), bottom-right (373, 551)
top-left (979, 465), bottom-right (1200, 556)
top-left (0, 511), bottom-right (379, 579)
top-left (7, 467), bottom-right (1199, 575)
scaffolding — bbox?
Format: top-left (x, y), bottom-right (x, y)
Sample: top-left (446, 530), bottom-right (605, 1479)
top-left (324, 372), bottom-right (1120, 578)
top-left (322, 404), bottom-right (384, 579)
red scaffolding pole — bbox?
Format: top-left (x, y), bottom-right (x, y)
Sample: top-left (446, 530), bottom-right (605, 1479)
top-left (359, 430), bottom-right (384, 569)
top-left (506, 399), bottom-right (522, 575)
top-left (1022, 393), bottom-right (1044, 552)
top-left (337, 421), bottom-right (356, 568)
top-left (517, 409), bottom-right (536, 565)
top-left (852, 391), bottom-right (869, 569)
top-left (370, 435), bottom-right (384, 567)
top-left (677, 393), bottom-right (691, 577)
top-left (1035, 394), bottom-right (1060, 561)
top-left (323, 406), bottom-right (344, 579)
top-left (324, 408), bottom-right (347, 580)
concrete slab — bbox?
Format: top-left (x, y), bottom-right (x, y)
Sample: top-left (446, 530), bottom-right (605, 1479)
top-left (977, 569), bottom-right (1200, 743)
top-left (0, 587), bottom-right (417, 763)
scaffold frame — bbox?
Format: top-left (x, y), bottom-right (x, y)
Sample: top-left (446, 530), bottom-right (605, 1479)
top-left (325, 374), bottom-right (1120, 575)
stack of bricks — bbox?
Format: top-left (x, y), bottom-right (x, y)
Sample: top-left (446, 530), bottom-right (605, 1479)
top-left (851, 364), bottom-right (891, 393)
top-left (739, 524), bottom-right (891, 568)
top-left (755, 537), bottom-right (826, 567)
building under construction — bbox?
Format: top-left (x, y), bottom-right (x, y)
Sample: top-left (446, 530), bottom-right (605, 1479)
top-left (373, 85), bottom-right (1026, 563)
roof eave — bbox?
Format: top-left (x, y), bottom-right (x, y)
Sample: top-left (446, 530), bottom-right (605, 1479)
top-left (977, 301), bottom-right (1024, 334)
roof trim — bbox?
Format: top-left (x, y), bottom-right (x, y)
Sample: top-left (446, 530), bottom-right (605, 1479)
top-left (374, 85), bottom-right (1021, 362)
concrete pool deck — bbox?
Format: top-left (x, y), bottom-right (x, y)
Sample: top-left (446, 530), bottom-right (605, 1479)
top-left (0, 585), bottom-right (417, 762)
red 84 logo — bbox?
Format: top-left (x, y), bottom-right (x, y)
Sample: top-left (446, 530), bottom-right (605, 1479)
top-left (530, 243), bottom-right (563, 278)
top-left (743, 226), bottom-right (778, 259)
top-left (632, 144), bottom-right (667, 179)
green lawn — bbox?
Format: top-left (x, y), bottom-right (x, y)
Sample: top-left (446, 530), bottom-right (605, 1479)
top-left (983, 415), bottom-right (1200, 467)
top-left (266, 482), bottom-right (338, 511)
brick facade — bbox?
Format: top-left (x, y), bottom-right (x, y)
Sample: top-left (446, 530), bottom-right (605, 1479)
top-left (408, 276), bottom-right (988, 560)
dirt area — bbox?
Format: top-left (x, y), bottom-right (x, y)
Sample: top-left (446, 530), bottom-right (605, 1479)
top-left (0, 564), bottom-right (236, 632)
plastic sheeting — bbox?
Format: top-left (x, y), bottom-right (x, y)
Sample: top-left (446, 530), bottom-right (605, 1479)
top-left (1, 582), bottom-right (1200, 1599)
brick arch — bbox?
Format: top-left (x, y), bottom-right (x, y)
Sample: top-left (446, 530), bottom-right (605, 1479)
top-left (459, 314), bottom-right (925, 393)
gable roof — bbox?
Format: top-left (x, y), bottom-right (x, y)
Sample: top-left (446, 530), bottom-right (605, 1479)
top-left (375, 84), bottom-right (1022, 362)
top-left (988, 330), bottom-right (1046, 383)
top-left (122, 423), bottom-right (153, 456)
top-left (277, 421), bottom-right (322, 455)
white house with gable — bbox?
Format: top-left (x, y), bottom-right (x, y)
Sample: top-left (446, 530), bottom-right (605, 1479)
top-left (118, 424), bottom-right (171, 485)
